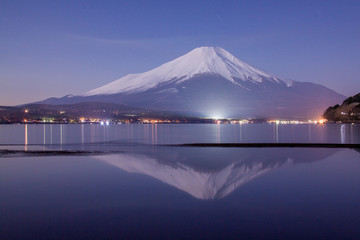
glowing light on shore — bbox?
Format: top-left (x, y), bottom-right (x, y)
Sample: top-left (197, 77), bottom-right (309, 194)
top-left (239, 120), bottom-right (249, 124)
top-left (267, 119), bottom-right (324, 124)
top-left (210, 114), bottom-right (225, 120)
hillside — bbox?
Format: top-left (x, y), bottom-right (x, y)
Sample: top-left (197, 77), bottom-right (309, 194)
top-left (323, 93), bottom-right (360, 122)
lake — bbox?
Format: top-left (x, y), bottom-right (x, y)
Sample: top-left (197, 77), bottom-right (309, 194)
top-left (0, 123), bottom-right (359, 146)
top-left (1, 123), bottom-right (360, 239)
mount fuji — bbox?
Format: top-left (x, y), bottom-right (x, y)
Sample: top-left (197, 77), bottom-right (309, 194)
top-left (40, 47), bottom-right (345, 118)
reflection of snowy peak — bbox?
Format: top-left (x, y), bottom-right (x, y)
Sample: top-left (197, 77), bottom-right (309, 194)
top-left (86, 47), bottom-right (288, 95)
top-left (96, 153), bottom-right (284, 199)
top-left (93, 147), bottom-right (341, 200)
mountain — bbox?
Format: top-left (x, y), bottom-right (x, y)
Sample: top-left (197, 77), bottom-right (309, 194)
top-left (86, 46), bottom-right (288, 95)
top-left (323, 92), bottom-right (360, 122)
top-left (39, 47), bottom-right (345, 119)
top-left (95, 147), bottom-right (342, 199)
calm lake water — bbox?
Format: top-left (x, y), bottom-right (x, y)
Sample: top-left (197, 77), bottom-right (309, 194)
top-left (1, 123), bottom-right (360, 239)
top-left (0, 123), bottom-right (359, 146)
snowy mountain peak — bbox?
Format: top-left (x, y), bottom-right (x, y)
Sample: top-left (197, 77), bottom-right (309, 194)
top-left (184, 46), bottom-right (275, 80)
top-left (85, 46), bottom-right (284, 96)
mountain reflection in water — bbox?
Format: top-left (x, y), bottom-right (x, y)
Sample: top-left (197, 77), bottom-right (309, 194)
top-left (94, 147), bottom-right (342, 199)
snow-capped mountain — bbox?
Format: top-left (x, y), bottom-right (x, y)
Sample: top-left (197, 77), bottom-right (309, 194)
top-left (39, 47), bottom-right (345, 118)
top-left (86, 47), bottom-right (290, 95)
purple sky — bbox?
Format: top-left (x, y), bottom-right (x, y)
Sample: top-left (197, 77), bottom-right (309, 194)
top-left (1, 0), bottom-right (359, 106)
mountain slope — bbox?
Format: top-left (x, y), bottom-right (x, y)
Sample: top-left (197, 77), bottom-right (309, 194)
top-left (39, 47), bottom-right (345, 119)
top-left (85, 47), bottom-right (289, 95)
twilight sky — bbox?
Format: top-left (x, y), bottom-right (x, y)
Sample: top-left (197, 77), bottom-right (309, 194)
top-left (1, 0), bottom-right (359, 106)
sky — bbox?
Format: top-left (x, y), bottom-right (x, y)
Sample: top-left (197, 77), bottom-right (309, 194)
top-left (1, 0), bottom-right (360, 106)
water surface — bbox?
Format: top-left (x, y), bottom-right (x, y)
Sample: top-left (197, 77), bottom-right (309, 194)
top-left (0, 123), bottom-right (359, 147)
top-left (0, 124), bottom-right (359, 239)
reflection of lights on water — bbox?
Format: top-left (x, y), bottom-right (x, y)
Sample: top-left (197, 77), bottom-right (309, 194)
top-left (24, 124), bottom-right (28, 151)
top-left (151, 124), bottom-right (158, 144)
top-left (43, 125), bottom-right (46, 145)
top-left (273, 121), bottom-right (279, 143)
top-left (216, 123), bottom-right (221, 143)
top-left (100, 121), bottom-right (110, 126)
top-left (341, 124), bottom-right (346, 143)
top-left (81, 124), bottom-right (84, 144)
top-left (239, 123), bottom-right (242, 141)
top-left (50, 125), bottom-right (53, 144)
top-left (60, 124), bottom-right (63, 145)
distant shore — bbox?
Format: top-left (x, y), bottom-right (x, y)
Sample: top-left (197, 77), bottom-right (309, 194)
top-left (0, 121), bottom-right (358, 125)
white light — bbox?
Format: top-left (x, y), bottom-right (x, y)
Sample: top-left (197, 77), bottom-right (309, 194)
top-left (100, 121), bottom-right (104, 125)
top-left (211, 114), bottom-right (224, 120)
top-left (106, 121), bottom-right (110, 125)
